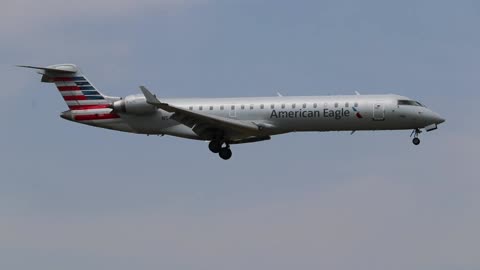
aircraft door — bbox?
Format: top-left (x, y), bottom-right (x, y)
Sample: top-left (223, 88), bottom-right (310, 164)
top-left (373, 103), bottom-right (385, 121)
top-left (229, 105), bottom-right (236, 118)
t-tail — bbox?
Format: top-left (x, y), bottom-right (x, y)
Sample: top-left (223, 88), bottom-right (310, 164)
top-left (18, 64), bottom-right (121, 121)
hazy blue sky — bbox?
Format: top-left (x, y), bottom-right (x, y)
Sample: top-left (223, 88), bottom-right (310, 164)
top-left (1, 0), bottom-right (478, 269)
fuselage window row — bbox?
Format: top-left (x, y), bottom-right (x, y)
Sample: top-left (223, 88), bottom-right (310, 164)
top-left (189, 101), bottom-right (361, 112)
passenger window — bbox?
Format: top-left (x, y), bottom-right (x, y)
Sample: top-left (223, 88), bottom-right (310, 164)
top-left (231, 105), bottom-right (235, 110)
top-left (354, 102), bottom-right (358, 107)
top-left (281, 104), bottom-right (285, 109)
top-left (209, 106), bottom-right (213, 110)
top-left (302, 103), bottom-right (307, 108)
top-left (271, 104), bottom-right (275, 109)
top-left (334, 103), bottom-right (338, 108)
top-left (292, 104), bottom-right (296, 109)
top-left (345, 102), bottom-right (349, 107)
top-left (199, 106), bottom-right (203, 110)
top-left (313, 103), bottom-right (317, 108)
top-left (220, 105), bottom-right (224, 110)
top-left (250, 104), bottom-right (254, 110)
top-left (189, 106), bottom-right (193, 110)
top-left (260, 104), bottom-right (264, 109)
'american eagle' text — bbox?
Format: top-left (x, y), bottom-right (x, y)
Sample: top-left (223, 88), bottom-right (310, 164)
top-left (270, 108), bottom-right (351, 120)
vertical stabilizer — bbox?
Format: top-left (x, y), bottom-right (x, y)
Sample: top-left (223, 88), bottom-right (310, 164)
top-left (19, 64), bottom-right (118, 110)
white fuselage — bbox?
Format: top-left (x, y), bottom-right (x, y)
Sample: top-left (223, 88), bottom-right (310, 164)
top-left (67, 94), bottom-right (444, 141)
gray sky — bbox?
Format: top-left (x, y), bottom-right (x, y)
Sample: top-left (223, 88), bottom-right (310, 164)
top-left (0, 0), bottom-right (478, 269)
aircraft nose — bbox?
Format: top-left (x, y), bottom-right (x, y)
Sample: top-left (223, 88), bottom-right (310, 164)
top-left (430, 111), bottom-right (445, 124)
top-left (437, 116), bottom-right (445, 124)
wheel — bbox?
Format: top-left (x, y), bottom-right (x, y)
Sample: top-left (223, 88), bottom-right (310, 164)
top-left (219, 147), bottom-right (232, 160)
top-left (412, 137), bottom-right (420, 145)
top-left (208, 140), bottom-right (222, 153)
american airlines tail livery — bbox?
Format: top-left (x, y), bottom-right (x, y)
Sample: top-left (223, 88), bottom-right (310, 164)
top-left (20, 64), bottom-right (445, 160)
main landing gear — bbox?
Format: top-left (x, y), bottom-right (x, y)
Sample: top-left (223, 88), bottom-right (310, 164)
top-left (410, 128), bottom-right (422, 145)
top-left (209, 140), bottom-right (232, 160)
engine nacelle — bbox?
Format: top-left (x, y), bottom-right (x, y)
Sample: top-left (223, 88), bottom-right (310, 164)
top-left (112, 94), bottom-right (157, 115)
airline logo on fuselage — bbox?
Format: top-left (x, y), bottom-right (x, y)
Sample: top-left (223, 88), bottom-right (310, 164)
top-left (270, 108), bottom-right (363, 120)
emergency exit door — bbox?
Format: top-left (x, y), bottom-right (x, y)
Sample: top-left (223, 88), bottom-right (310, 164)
top-left (373, 103), bottom-right (385, 121)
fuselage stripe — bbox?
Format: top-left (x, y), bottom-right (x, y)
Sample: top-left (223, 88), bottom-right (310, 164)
top-left (75, 82), bottom-right (91, 86)
top-left (63, 95), bottom-right (105, 101)
top-left (58, 86), bottom-right (81, 91)
top-left (57, 86), bottom-right (96, 91)
top-left (63, 95), bottom-right (87, 101)
top-left (53, 76), bottom-right (86, 82)
top-left (86, 95), bottom-right (105, 100)
top-left (82, 90), bottom-right (100, 95)
top-left (69, 104), bottom-right (111, 110)
top-left (75, 113), bottom-right (120, 121)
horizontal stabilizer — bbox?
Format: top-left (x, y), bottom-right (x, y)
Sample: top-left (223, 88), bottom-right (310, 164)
top-left (17, 64), bottom-right (78, 74)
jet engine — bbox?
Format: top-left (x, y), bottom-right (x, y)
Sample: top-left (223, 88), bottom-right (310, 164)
top-left (111, 95), bottom-right (157, 115)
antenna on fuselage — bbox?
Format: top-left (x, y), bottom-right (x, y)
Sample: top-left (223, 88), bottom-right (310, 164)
top-left (276, 91), bottom-right (283, 97)
top-left (355, 91), bottom-right (361, 95)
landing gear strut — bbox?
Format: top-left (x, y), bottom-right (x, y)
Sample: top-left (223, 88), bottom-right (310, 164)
top-left (209, 140), bottom-right (233, 160)
top-left (411, 128), bottom-right (422, 145)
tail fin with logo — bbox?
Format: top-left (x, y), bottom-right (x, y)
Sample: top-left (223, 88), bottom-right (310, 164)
top-left (18, 64), bottom-right (118, 110)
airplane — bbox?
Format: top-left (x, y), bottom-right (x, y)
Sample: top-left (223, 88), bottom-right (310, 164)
top-left (20, 64), bottom-right (445, 160)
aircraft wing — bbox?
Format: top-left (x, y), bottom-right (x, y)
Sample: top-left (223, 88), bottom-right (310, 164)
top-left (140, 86), bottom-right (261, 138)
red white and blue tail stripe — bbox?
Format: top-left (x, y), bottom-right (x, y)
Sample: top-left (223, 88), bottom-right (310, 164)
top-left (54, 75), bottom-right (120, 121)
top-left (53, 75), bottom-right (111, 109)
top-left (19, 64), bottom-right (120, 121)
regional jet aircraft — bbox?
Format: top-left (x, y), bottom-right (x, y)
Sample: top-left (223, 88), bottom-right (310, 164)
top-left (20, 64), bottom-right (445, 160)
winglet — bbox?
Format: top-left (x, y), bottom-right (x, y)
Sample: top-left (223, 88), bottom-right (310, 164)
top-left (140, 86), bottom-right (163, 106)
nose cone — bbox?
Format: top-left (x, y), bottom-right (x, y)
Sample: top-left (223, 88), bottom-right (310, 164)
top-left (437, 116), bottom-right (445, 124)
top-left (430, 111), bottom-right (445, 125)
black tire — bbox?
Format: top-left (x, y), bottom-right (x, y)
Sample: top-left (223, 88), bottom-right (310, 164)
top-left (412, 137), bottom-right (420, 145)
top-left (219, 147), bottom-right (232, 160)
top-left (209, 140), bottom-right (222, 153)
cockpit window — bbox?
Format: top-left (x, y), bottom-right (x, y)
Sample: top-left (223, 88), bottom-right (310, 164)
top-left (398, 100), bottom-right (424, 107)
